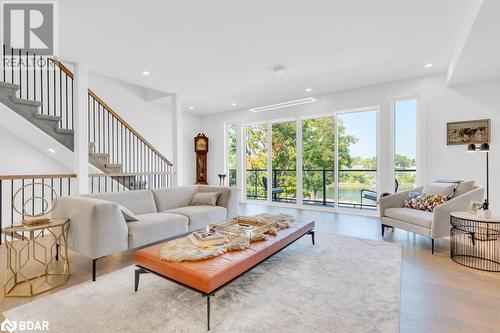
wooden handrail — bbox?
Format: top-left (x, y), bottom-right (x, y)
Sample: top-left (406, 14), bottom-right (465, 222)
top-left (0, 174), bottom-right (77, 180)
top-left (51, 58), bottom-right (74, 79)
top-left (51, 59), bottom-right (173, 167)
top-left (88, 90), bottom-right (173, 166)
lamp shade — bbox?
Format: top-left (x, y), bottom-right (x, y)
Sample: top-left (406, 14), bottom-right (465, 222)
top-left (467, 144), bottom-right (477, 152)
top-left (480, 143), bottom-right (490, 151)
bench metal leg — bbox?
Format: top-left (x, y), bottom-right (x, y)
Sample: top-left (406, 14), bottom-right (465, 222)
top-left (207, 295), bottom-right (210, 331)
top-left (134, 268), bottom-right (149, 292)
top-left (92, 258), bottom-right (97, 281)
top-left (308, 230), bottom-right (315, 245)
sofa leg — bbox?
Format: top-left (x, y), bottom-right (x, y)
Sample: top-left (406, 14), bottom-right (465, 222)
top-left (381, 224), bottom-right (386, 237)
top-left (431, 239), bottom-right (435, 255)
top-left (92, 258), bottom-right (98, 281)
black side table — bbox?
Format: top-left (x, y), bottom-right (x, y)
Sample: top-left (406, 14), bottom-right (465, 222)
top-left (450, 211), bottom-right (500, 272)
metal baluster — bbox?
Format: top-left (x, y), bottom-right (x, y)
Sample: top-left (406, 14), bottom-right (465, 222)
top-left (2, 44), bottom-right (5, 82)
top-left (10, 180), bottom-right (14, 227)
top-left (65, 74), bottom-right (68, 129)
top-left (26, 51), bottom-right (29, 99)
top-left (71, 77), bottom-right (74, 129)
top-left (0, 179), bottom-right (2, 245)
top-left (40, 56), bottom-right (43, 114)
top-left (59, 66), bottom-right (62, 125)
top-left (19, 49), bottom-right (22, 97)
top-left (11, 47), bottom-right (14, 85)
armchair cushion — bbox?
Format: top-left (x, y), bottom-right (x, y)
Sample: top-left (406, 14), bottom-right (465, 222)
top-left (403, 193), bottom-right (448, 212)
top-left (385, 207), bottom-right (432, 229)
top-left (453, 181), bottom-right (474, 198)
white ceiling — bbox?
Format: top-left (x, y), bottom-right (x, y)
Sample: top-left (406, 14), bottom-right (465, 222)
top-left (447, 0), bottom-right (500, 85)
top-left (59, 0), bottom-right (483, 115)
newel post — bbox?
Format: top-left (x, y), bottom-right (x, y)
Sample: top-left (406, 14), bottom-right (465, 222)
top-left (73, 63), bottom-right (89, 194)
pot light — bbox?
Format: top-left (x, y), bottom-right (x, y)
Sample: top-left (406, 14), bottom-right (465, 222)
top-left (305, 88), bottom-right (312, 92)
top-left (424, 63), bottom-right (433, 68)
top-left (189, 106), bottom-right (194, 110)
top-left (142, 71), bottom-right (150, 76)
top-left (231, 103), bottom-right (237, 107)
top-left (48, 148), bottom-right (56, 154)
top-left (249, 97), bottom-right (317, 113)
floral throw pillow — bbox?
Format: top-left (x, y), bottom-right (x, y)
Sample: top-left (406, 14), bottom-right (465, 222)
top-left (403, 192), bottom-right (448, 212)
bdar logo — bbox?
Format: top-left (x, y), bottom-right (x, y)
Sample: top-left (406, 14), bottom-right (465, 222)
top-left (0, 318), bottom-right (17, 333)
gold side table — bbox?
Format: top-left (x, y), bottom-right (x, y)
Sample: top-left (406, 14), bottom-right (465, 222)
top-left (2, 218), bottom-right (70, 297)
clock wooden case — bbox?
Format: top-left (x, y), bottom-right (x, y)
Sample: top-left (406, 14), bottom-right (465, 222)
top-left (194, 133), bottom-right (209, 184)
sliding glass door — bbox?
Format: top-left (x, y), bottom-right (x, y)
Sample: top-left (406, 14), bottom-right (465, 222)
top-left (302, 117), bottom-right (335, 207)
top-left (271, 121), bottom-right (297, 203)
top-left (242, 108), bottom-right (378, 211)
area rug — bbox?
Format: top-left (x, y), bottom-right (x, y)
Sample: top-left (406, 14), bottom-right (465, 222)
top-left (4, 232), bottom-right (402, 333)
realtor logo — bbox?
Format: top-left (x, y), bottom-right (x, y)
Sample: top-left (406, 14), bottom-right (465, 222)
top-left (2, 1), bottom-right (58, 55)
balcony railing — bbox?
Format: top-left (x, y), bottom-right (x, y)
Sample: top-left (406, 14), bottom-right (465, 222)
top-left (240, 168), bottom-right (416, 210)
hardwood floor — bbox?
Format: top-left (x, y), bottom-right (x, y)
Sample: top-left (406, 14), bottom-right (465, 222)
top-left (1, 203), bottom-right (499, 332)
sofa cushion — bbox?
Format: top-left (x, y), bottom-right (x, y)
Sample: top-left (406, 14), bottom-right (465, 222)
top-left (196, 186), bottom-right (232, 208)
top-left (127, 213), bottom-right (189, 249)
top-left (82, 190), bottom-right (157, 215)
top-left (152, 186), bottom-right (198, 212)
top-left (191, 191), bottom-right (221, 206)
top-left (385, 207), bottom-right (432, 229)
top-left (164, 205), bottom-right (227, 231)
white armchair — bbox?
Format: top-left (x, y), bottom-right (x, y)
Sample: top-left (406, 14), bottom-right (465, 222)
top-left (379, 181), bottom-right (485, 254)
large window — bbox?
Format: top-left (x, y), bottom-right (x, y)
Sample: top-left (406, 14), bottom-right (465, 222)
top-left (245, 124), bottom-right (268, 200)
top-left (394, 99), bottom-right (417, 191)
top-left (272, 121), bottom-right (297, 203)
top-left (302, 117), bottom-right (335, 207)
top-left (338, 110), bottom-right (377, 209)
top-left (226, 124), bottom-right (237, 186)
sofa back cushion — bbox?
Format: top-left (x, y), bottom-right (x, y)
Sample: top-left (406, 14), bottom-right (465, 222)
top-left (196, 186), bottom-right (232, 208)
top-left (82, 190), bottom-right (157, 215)
top-left (152, 186), bottom-right (198, 212)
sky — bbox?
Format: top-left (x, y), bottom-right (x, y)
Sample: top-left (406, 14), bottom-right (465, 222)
top-left (343, 99), bottom-right (416, 159)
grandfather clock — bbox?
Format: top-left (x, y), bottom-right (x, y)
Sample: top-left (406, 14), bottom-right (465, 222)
top-left (194, 133), bottom-right (209, 184)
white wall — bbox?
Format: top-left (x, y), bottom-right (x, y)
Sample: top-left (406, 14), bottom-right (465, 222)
top-left (200, 74), bottom-right (500, 208)
top-left (183, 111), bottom-right (201, 185)
top-left (88, 72), bottom-right (174, 160)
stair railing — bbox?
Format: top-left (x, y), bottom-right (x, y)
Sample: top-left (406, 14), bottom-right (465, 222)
top-left (1, 46), bottom-right (174, 193)
top-left (1, 45), bottom-right (74, 130)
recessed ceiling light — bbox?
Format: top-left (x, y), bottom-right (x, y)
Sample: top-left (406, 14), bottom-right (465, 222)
top-left (49, 148), bottom-right (56, 154)
top-left (424, 63), bottom-right (433, 68)
top-left (232, 103), bottom-right (237, 106)
top-left (142, 71), bottom-right (150, 76)
top-left (189, 106), bottom-right (194, 110)
top-left (305, 88), bottom-right (312, 92)
top-left (250, 98), bottom-right (317, 112)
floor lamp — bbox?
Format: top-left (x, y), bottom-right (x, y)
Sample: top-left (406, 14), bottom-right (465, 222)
top-left (467, 142), bottom-right (489, 210)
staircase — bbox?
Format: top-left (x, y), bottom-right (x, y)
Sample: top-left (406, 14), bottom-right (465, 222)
top-left (0, 48), bottom-right (173, 192)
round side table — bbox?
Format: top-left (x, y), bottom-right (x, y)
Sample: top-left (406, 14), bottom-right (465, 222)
top-left (450, 211), bottom-right (500, 272)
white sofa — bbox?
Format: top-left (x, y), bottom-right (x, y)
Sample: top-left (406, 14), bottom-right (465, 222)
top-left (379, 181), bottom-right (484, 254)
top-left (52, 185), bottom-right (238, 280)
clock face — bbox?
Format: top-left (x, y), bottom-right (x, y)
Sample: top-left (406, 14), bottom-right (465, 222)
top-left (196, 139), bottom-right (207, 151)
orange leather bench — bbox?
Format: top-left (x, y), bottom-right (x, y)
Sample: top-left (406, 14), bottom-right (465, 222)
top-left (133, 220), bottom-right (315, 330)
